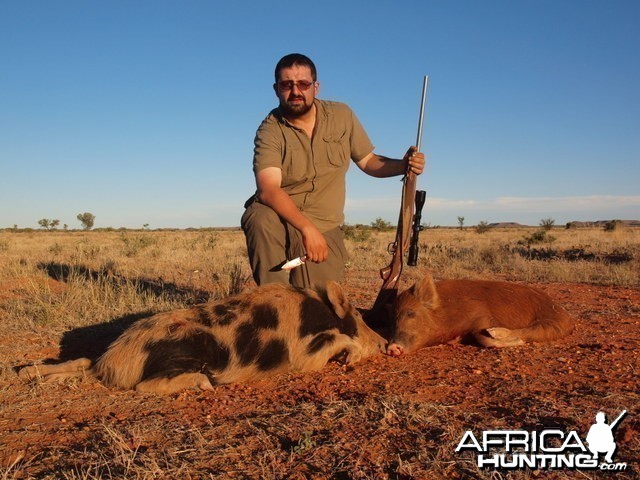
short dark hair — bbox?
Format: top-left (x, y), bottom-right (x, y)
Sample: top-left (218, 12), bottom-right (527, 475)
top-left (274, 53), bottom-right (317, 83)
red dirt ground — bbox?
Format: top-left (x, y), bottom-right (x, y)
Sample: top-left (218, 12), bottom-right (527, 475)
top-left (1, 278), bottom-right (638, 479)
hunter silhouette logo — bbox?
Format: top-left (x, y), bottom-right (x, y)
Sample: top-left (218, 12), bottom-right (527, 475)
top-left (456, 409), bottom-right (629, 471)
top-left (586, 410), bottom-right (627, 463)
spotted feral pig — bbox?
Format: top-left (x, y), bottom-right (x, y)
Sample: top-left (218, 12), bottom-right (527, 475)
top-left (386, 271), bottom-right (573, 356)
top-left (20, 282), bottom-right (386, 394)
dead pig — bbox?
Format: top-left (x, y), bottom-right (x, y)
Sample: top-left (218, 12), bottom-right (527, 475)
top-left (387, 271), bottom-right (573, 356)
top-left (20, 282), bottom-right (387, 394)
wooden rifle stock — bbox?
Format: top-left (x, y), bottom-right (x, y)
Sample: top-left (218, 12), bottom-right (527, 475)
top-left (368, 76), bottom-right (428, 326)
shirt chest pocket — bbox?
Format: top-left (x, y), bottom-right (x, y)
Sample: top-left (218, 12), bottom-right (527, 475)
top-left (322, 131), bottom-right (349, 167)
top-left (282, 144), bottom-right (308, 185)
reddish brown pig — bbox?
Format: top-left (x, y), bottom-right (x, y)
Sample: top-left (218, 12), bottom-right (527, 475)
top-left (387, 271), bottom-right (573, 356)
top-left (20, 282), bottom-right (386, 394)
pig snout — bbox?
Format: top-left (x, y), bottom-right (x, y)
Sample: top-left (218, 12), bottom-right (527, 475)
top-left (386, 342), bottom-right (405, 357)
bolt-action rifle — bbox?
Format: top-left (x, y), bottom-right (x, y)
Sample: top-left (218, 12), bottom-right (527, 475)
top-left (368, 76), bottom-right (428, 327)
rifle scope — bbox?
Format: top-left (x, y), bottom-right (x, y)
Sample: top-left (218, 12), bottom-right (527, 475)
top-left (407, 189), bottom-right (427, 266)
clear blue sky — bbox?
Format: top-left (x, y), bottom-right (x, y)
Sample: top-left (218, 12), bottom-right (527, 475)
top-left (1, 0), bottom-right (638, 229)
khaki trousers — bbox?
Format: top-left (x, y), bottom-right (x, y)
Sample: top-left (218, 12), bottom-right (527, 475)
top-left (241, 200), bottom-right (348, 290)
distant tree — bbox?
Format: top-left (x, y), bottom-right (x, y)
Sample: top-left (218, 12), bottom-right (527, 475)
top-left (539, 217), bottom-right (555, 231)
top-left (475, 221), bottom-right (491, 234)
top-left (565, 221), bottom-right (577, 229)
top-left (37, 219), bottom-right (59, 230)
top-left (604, 220), bottom-right (622, 232)
top-left (77, 212), bottom-right (96, 231)
top-left (371, 217), bottom-right (392, 231)
top-left (457, 216), bottom-right (465, 230)
top-left (342, 223), bottom-right (372, 242)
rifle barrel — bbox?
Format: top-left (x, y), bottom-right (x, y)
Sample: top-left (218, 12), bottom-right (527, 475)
top-left (416, 76), bottom-right (429, 152)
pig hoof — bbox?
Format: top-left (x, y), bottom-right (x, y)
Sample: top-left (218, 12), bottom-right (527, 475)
top-left (477, 328), bottom-right (525, 347)
top-left (18, 366), bottom-right (40, 380)
top-left (197, 376), bottom-right (215, 391)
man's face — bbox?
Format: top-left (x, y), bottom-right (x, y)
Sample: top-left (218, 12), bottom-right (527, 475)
top-left (274, 65), bottom-right (318, 117)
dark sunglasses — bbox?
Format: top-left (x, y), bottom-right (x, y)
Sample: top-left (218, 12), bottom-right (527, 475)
top-left (277, 80), bottom-right (315, 92)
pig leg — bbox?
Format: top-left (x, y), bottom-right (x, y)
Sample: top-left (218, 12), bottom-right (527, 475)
top-left (474, 328), bottom-right (526, 347)
top-left (479, 317), bottom-right (571, 347)
top-left (19, 358), bottom-right (93, 381)
top-left (134, 372), bottom-right (215, 395)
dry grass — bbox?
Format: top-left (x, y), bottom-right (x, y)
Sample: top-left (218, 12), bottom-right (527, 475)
top-left (0, 230), bottom-right (252, 333)
top-left (1, 391), bottom-right (614, 479)
top-left (0, 227), bottom-right (637, 334)
top-left (0, 227), bottom-right (638, 479)
top-left (347, 226), bottom-right (639, 287)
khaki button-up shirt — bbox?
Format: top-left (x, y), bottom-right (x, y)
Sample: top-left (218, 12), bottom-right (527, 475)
top-left (253, 99), bottom-right (374, 232)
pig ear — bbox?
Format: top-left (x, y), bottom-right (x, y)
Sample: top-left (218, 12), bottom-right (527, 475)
top-left (326, 281), bottom-right (349, 319)
top-left (414, 272), bottom-right (439, 307)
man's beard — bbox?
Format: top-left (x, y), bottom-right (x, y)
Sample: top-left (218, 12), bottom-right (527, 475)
top-left (279, 95), bottom-right (313, 117)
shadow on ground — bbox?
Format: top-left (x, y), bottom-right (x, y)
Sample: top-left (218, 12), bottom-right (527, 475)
top-left (36, 262), bottom-right (214, 361)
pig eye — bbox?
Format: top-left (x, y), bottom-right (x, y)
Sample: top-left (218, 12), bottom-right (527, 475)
top-left (404, 310), bottom-right (416, 318)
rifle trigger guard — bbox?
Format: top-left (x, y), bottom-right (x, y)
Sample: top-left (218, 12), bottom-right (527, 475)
top-left (387, 242), bottom-right (397, 254)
